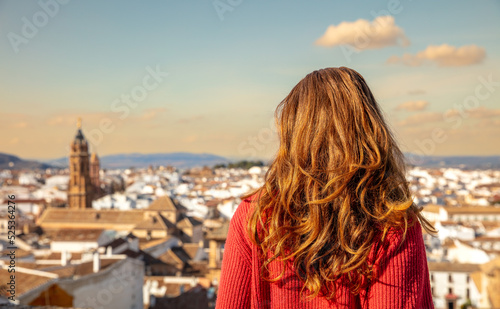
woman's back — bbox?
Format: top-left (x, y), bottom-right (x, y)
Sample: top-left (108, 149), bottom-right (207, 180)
top-left (217, 197), bottom-right (433, 308)
top-left (216, 67), bottom-right (436, 308)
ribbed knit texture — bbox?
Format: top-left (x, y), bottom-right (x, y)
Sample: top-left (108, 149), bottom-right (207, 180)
top-left (216, 198), bottom-right (435, 309)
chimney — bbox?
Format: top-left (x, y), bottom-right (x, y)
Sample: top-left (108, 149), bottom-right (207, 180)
top-left (208, 240), bottom-right (218, 269)
top-left (93, 251), bottom-right (100, 273)
top-left (61, 250), bottom-right (68, 266)
top-left (106, 246), bottom-right (112, 257)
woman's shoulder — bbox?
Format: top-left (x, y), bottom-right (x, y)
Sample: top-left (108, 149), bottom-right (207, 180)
top-left (386, 217), bottom-right (423, 242)
top-left (234, 192), bottom-right (260, 220)
top-left (375, 218), bottom-right (425, 260)
top-left (224, 194), bottom-right (260, 257)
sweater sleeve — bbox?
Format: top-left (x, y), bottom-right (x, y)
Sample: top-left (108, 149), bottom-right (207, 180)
top-left (216, 199), bottom-right (253, 309)
top-left (362, 221), bottom-right (434, 309)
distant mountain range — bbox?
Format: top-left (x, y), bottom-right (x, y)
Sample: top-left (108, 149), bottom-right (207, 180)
top-left (1, 151), bottom-right (500, 170)
top-left (0, 153), bottom-right (52, 170)
top-left (404, 154), bottom-right (500, 169)
top-left (45, 152), bottom-right (230, 169)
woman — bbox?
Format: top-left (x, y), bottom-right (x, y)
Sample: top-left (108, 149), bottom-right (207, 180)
top-left (216, 67), bottom-right (436, 308)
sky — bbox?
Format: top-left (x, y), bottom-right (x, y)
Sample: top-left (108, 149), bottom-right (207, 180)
top-left (1, 0), bottom-right (499, 160)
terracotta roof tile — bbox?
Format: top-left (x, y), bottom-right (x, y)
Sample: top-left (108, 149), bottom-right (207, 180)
top-left (182, 244), bottom-right (201, 260)
top-left (446, 206), bottom-right (500, 215)
top-left (0, 268), bottom-right (55, 297)
top-left (148, 196), bottom-right (179, 212)
top-left (38, 208), bottom-right (145, 228)
top-left (42, 229), bottom-right (104, 242)
top-left (428, 262), bottom-right (481, 273)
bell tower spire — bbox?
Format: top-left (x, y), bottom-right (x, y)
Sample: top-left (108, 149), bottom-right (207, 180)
top-left (67, 118), bottom-right (93, 209)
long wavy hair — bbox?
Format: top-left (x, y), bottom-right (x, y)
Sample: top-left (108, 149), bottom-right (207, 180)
top-left (245, 67), bottom-right (436, 300)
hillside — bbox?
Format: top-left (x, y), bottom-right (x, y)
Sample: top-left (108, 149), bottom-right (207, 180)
top-left (0, 153), bottom-right (52, 170)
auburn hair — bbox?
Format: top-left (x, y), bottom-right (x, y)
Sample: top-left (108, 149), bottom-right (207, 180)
top-left (244, 67), bottom-right (436, 300)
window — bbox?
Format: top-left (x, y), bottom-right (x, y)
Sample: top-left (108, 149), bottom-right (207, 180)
top-left (448, 287), bottom-right (453, 294)
top-left (448, 274), bottom-right (453, 283)
top-left (466, 275), bottom-right (470, 283)
top-left (466, 288), bottom-right (470, 299)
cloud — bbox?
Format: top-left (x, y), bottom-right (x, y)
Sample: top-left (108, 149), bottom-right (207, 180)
top-left (476, 118), bottom-right (500, 128)
top-left (397, 112), bottom-right (442, 127)
top-left (315, 16), bottom-right (409, 50)
top-left (46, 113), bottom-right (113, 127)
top-left (13, 122), bottom-right (28, 129)
top-left (45, 109), bottom-right (166, 128)
top-left (398, 107), bottom-right (500, 128)
top-left (395, 100), bottom-right (429, 111)
top-left (399, 114), bottom-right (500, 156)
top-left (387, 44), bottom-right (486, 67)
top-left (47, 116), bottom-right (73, 126)
top-left (0, 114), bottom-right (38, 130)
top-left (443, 107), bottom-right (500, 120)
top-left (138, 108), bottom-right (166, 121)
top-left (467, 107), bottom-right (500, 119)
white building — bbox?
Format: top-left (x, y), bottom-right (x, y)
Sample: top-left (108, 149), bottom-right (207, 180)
top-left (446, 240), bottom-right (490, 264)
top-left (10, 256), bottom-right (144, 309)
top-left (428, 262), bottom-right (481, 309)
top-left (434, 221), bottom-right (475, 242)
top-left (423, 205), bottom-right (500, 223)
top-left (93, 193), bottom-right (137, 210)
top-left (18, 172), bottom-right (39, 185)
top-left (63, 257), bottom-right (144, 309)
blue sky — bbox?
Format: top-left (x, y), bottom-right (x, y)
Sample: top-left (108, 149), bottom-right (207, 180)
top-left (1, 0), bottom-right (499, 159)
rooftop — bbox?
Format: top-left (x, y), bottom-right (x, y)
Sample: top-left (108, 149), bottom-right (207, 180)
top-left (42, 229), bottom-right (105, 242)
top-left (428, 262), bottom-right (481, 273)
top-left (445, 206), bottom-right (500, 215)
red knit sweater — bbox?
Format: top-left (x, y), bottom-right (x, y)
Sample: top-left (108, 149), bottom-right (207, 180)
top-left (216, 197), bottom-right (435, 309)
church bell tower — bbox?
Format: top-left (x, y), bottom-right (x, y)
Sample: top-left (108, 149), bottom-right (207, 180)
top-left (67, 118), bottom-right (93, 208)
